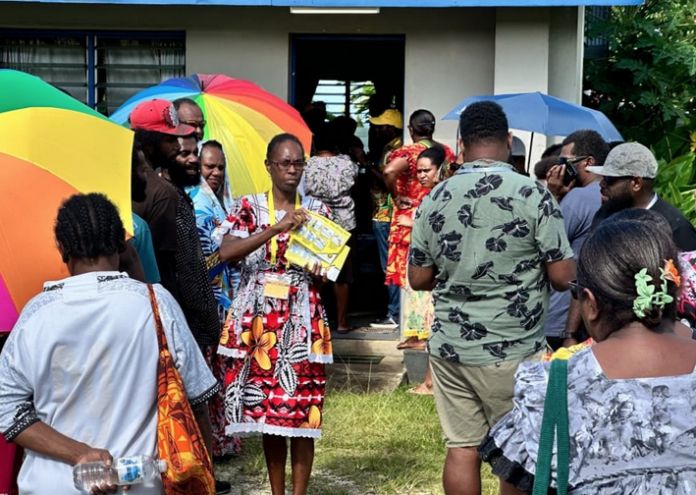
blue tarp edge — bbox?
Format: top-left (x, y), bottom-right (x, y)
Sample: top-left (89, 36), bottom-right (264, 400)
top-left (0, 0), bottom-right (644, 6)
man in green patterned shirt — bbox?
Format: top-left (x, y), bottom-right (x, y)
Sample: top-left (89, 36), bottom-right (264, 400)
top-left (409, 101), bottom-right (575, 495)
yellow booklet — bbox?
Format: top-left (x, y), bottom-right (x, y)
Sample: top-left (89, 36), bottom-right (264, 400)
top-left (285, 211), bottom-right (351, 282)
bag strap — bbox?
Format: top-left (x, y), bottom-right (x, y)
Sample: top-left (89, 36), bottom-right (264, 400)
top-left (147, 284), bottom-right (168, 353)
top-left (532, 358), bottom-right (569, 495)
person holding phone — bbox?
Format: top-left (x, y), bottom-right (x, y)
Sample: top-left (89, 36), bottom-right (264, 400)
top-left (544, 130), bottom-right (610, 350)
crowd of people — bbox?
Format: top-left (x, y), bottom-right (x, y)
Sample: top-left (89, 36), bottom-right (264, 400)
top-left (2, 90), bottom-right (696, 495)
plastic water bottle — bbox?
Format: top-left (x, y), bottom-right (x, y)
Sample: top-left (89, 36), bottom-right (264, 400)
top-left (73, 455), bottom-right (167, 491)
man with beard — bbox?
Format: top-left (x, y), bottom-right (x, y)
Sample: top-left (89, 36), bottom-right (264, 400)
top-left (130, 99), bottom-right (219, 344)
top-left (589, 142), bottom-right (696, 251)
top-left (131, 100), bottom-right (230, 495)
top-left (130, 99), bottom-right (190, 298)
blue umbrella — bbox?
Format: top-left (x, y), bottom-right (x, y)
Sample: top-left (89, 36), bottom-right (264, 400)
top-left (443, 92), bottom-right (623, 142)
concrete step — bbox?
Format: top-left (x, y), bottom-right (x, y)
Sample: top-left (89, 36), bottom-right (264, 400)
top-left (327, 338), bottom-right (406, 393)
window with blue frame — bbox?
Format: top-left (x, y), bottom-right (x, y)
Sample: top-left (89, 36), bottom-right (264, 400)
top-left (0, 30), bottom-right (185, 115)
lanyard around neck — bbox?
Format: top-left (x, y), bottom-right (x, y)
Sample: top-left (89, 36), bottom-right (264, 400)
top-left (267, 190), bottom-right (301, 266)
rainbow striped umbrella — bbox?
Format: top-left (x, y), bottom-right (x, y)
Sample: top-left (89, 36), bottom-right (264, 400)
top-left (0, 70), bottom-right (133, 332)
top-left (110, 74), bottom-right (312, 198)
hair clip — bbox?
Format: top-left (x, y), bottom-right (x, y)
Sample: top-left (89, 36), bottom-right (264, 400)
top-left (633, 268), bottom-right (674, 319)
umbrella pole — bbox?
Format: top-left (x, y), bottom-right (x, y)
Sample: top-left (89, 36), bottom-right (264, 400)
top-left (527, 132), bottom-right (535, 174)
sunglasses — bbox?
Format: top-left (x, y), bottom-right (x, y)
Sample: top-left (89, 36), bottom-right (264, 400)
top-left (568, 279), bottom-right (586, 300)
top-left (601, 175), bottom-right (636, 186)
top-left (557, 155), bottom-right (590, 166)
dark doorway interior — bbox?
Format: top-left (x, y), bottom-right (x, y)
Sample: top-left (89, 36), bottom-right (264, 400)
top-left (291, 35), bottom-right (405, 122)
top-left (291, 35), bottom-right (405, 329)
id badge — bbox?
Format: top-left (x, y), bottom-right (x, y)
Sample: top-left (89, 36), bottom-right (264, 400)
top-left (264, 273), bottom-right (291, 300)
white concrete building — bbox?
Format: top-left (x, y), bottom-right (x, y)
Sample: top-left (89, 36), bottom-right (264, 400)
top-left (1, 0), bottom-right (639, 151)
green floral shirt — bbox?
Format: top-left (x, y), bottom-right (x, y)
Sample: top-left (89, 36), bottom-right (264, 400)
top-left (410, 160), bottom-right (573, 366)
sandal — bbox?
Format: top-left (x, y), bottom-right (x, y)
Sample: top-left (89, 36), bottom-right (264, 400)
top-left (407, 384), bottom-right (434, 396)
top-left (336, 326), bottom-right (354, 335)
top-left (397, 337), bottom-right (427, 350)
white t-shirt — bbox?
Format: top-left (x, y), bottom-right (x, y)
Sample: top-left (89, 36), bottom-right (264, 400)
top-left (0, 272), bottom-right (218, 495)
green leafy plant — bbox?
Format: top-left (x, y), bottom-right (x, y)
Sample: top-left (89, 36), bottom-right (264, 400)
top-left (584, 1), bottom-right (696, 225)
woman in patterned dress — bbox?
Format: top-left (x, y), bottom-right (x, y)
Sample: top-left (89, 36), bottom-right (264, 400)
top-left (383, 109), bottom-right (455, 300)
top-left (216, 134), bottom-right (332, 495)
top-left (393, 145), bottom-right (450, 394)
top-left (480, 212), bottom-right (696, 494)
top-left (187, 139), bottom-right (242, 458)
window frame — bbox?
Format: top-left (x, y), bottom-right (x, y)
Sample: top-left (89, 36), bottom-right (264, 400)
top-left (0, 28), bottom-right (186, 112)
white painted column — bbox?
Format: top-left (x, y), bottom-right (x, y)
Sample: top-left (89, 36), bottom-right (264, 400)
top-left (493, 7), bottom-right (550, 171)
top-left (493, 7), bottom-right (585, 170)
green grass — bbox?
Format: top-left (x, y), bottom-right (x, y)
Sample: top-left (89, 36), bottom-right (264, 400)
top-left (217, 385), bottom-right (499, 495)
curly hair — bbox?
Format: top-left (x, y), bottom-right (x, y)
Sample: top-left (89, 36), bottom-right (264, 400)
top-left (54, 193), bottom-right (126, 263)
top-left (133, 128), bottom-right (165, 150)
top-left (458, 101), bottom-right (509, 148)
top-left (562, 130), bottom-right (610, 166)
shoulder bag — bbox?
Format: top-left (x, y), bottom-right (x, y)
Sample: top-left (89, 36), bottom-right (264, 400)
top-left (147, 285), bottom-right (216, 495)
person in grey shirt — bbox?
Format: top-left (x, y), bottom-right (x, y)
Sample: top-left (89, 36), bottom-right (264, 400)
top-left (545, 130), bottom-right (610, 349)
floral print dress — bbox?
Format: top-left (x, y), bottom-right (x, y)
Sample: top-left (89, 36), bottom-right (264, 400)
top-left (303, 154), bottom-right (359, 231)
top-left (385, 141), bottom-right (455, 288)
top-left (480, 347), bottom-right (696, 494)
top-left (216, 193), bottom-right (333, 438)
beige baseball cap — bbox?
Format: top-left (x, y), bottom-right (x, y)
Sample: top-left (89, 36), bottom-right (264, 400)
top-left (585, 142), bottom-right (657, 179)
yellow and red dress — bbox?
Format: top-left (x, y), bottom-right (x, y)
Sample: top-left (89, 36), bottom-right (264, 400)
top-left (215, 193), bottom-right (333, 438)
top-left (385, 142), bottom-right (455, 288)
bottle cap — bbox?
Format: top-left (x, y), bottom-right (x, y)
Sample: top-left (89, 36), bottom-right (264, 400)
top-left (157, 460), bottom-right (168, 473)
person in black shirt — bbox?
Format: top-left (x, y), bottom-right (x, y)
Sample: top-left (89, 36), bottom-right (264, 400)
top-left (130, 100), bottom-right (219, 344)
top-left (131, 99), bottom-right (193, 299)
top-left (131, 99), bottom-right (229, 495)
top-left (587, 142), bottom-right (696, 251)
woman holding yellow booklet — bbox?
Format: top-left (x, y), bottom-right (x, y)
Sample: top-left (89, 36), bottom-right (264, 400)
top-left (215, 133), bottom-right (332, 495)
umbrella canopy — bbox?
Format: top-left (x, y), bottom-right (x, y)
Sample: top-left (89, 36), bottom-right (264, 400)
top-left (110, 74), bottom-right (312, 197)
top-left (0, 70), bottom-right (133, 332)
top-left (443, 92), bottom-right (623, 142)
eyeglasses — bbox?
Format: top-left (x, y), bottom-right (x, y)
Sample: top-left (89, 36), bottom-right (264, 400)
top-left (268, 160), bottom-right (307, 170)
top-left (182, 120), bottom-right (206, 128)
top-left (557, 155), bottom-right (590, 166)
top-left (568, 279), bottom-right (586, 300)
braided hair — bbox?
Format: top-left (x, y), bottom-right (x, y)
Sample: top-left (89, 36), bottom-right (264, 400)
top-left (54, 193), bottom-right (126, 263)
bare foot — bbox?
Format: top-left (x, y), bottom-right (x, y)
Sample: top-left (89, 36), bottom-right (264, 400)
top-left (407, 382), bottom-right (434, 395)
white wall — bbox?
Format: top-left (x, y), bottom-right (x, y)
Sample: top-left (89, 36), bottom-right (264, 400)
top-left (1, 4), bottom-right (496, 148)
top-left (185, 7), bottom-right (498, 149)
top-left (1, 3), bottom-right (582, 153)
top-left (493, 6), bottom-right (582, 167)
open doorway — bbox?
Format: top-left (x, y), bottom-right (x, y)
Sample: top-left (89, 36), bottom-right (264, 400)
top-left (291, 35), bottom-right (406, 336)
top-left (291, 34), bottom-right (405, 130)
